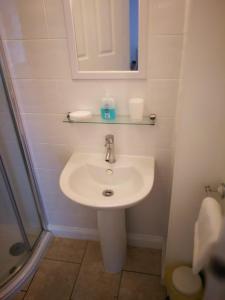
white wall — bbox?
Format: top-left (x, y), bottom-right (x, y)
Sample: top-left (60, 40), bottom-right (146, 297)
top-left (0, 0), bottom-right (186, 243)
top-left (166, 0), bottom-right (225, 264)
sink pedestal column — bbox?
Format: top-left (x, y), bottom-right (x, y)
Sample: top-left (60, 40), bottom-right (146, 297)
top-left (97, 209), bottom-right (126, 273)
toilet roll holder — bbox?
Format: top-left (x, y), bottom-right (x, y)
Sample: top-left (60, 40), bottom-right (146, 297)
top-left (205, 183), bottom-right (225, 199)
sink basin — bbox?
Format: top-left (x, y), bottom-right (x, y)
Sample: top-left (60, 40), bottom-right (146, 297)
top-left (60, 152), bottom-right (155, 272)
top-left (60, 153), bottom-right (154, 210)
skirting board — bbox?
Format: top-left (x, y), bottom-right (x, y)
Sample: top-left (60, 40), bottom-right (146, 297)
top-left (48, 224), bottom-right (164, 249)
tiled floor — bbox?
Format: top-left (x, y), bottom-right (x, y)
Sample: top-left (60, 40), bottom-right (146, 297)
top-left (13, 238), bottom-right (166, 300)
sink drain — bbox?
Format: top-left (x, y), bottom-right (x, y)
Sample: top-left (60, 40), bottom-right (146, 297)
top-left (102, 189), bottom-right (114, 197)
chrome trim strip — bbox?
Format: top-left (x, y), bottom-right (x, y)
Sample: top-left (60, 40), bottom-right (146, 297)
top-left (0, 231), bottom-right (53, 300)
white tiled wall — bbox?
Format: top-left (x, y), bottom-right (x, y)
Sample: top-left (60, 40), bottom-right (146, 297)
top-left (0, 0), bottom-right (186, 238)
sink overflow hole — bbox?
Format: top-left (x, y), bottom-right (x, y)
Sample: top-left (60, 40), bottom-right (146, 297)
top-left (102, 189), bottom-right (114, 197)
top-left (106, 169), bottom-right (113, 175)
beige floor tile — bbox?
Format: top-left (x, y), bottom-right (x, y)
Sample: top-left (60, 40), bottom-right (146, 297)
top-left (71, 241), bottom-right (121, 300)
top-left (118, 271), bottom-right (166, 300)
top-left (24, 259), bottom-right (79, 300)
top-left (11, 292), bottom-right (26, 300)
top-left (123, 247), bottom-right (162, 275)
top-left (45, 237), bottom-right (87, 263)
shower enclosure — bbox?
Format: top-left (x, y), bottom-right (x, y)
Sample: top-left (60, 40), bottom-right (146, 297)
top-left (0, 43), bottom-right (52, 299)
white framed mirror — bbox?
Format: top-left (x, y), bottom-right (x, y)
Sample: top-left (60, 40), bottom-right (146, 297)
top-left (63, 0), bottom-right (148, 79)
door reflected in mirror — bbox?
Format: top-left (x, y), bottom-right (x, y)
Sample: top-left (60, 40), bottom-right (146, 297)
top-left (72, 0), bottom-right (139, 72)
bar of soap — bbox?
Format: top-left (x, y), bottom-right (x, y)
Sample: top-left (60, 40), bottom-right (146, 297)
top-left (69, 111), bottom-right (92, 121)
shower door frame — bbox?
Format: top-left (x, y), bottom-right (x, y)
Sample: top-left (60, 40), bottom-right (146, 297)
top-left (0, 39), bottom-right (48, 232)
top-left (0, 38), bottom-right (53, 299)
top-left (0, 155), bottom-right (32, 288)
top-left (0, 156), bottom-right (31, 252)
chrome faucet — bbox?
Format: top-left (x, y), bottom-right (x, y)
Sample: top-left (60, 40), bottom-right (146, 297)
top-left (105, 134), bottom-right (116, 164)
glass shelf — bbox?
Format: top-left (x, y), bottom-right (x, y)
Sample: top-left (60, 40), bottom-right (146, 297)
top-left (63, 114), bottom-right (156, 126)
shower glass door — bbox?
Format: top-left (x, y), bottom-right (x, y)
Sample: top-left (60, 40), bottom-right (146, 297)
top-left (0, 68), bottom-right (43, 286)
top-left (0, 158), bottom-right (30, 285)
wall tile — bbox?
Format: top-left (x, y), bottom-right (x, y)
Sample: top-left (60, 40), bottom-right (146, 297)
top-left (3, 40), bottom-right (32, 78)
top-left (46, 208), bottom-right (97, 228)
top-left (0, 0), bottom-right (47, 39)
top-left (13, 79), bottom-right (146, 114)
top-left (148, 36), bottom-right (183, 79)
top-left (41, 193), bottom-right (90, 218)
top-left (35, 168), bottom-right (62, 196)
top-left (30, 143), bottom-right (73, 171)
top-left (154, 148), bottom-right (174, 180)
top-left (111, 118), bottom-right (174, 152)
top-left (21, 113), bottom-right (72, 145)
top-left (43, 192), bottom-right (97, 228)
top-left (147, 79), bottom-right (178, 117)
top-left (4, 39), bottom-right (71, 79)
top-left (45, 0), bottom-right (66, 38)
top-left (127, 170), bottom-right (172, 235)
top-left (149, 0), bottom-right (186, 34)
top-left (34, 168), bottom-right (96, 228)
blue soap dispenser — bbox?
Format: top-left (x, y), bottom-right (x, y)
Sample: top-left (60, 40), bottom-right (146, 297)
top-left (100, 94), bottom-right (116, 121)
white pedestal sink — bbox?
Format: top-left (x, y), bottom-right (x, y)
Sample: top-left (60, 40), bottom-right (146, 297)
top-left (60, 153), bottom-right (154, 272)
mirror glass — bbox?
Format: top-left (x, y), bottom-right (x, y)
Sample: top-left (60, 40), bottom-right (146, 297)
top-left (72, 0), bottom-right (139, 72)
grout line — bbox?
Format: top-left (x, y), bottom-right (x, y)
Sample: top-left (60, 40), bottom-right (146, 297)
top-left (21, 273), bottom-right (35, 292)
top-left (12, 76), bottom-right (180, 80)
top-left (22, 266), bottom-right (40, 298)
top-left (3, 34), bottom-right (184, 41)
top-left (21, 239), bottom-right (162, 299)
top-left (13, 77), bottom-right (179, 81)
top-left (21, 112), bottom-right (65, 116)
top-left (68, 241), bottom-right (89, 299)
top-left (30, 142), bottom-right (71, 147)
top-left (43, 257), bottom-right (82, 265)
top-left (116, 270), bottom-right (123, 299)
top-left (148, 33), bottom-right (184, 38)
top-left (122, 269), bottom-right (161, 278)
top-left (3, 38), bottom-right (67, 41)
top-left (42, 0), bottom-right (49, 38)
top-left (21, 291), bottom-right (26, 300)
top-left (12, 78), bottom-right (71, 80)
